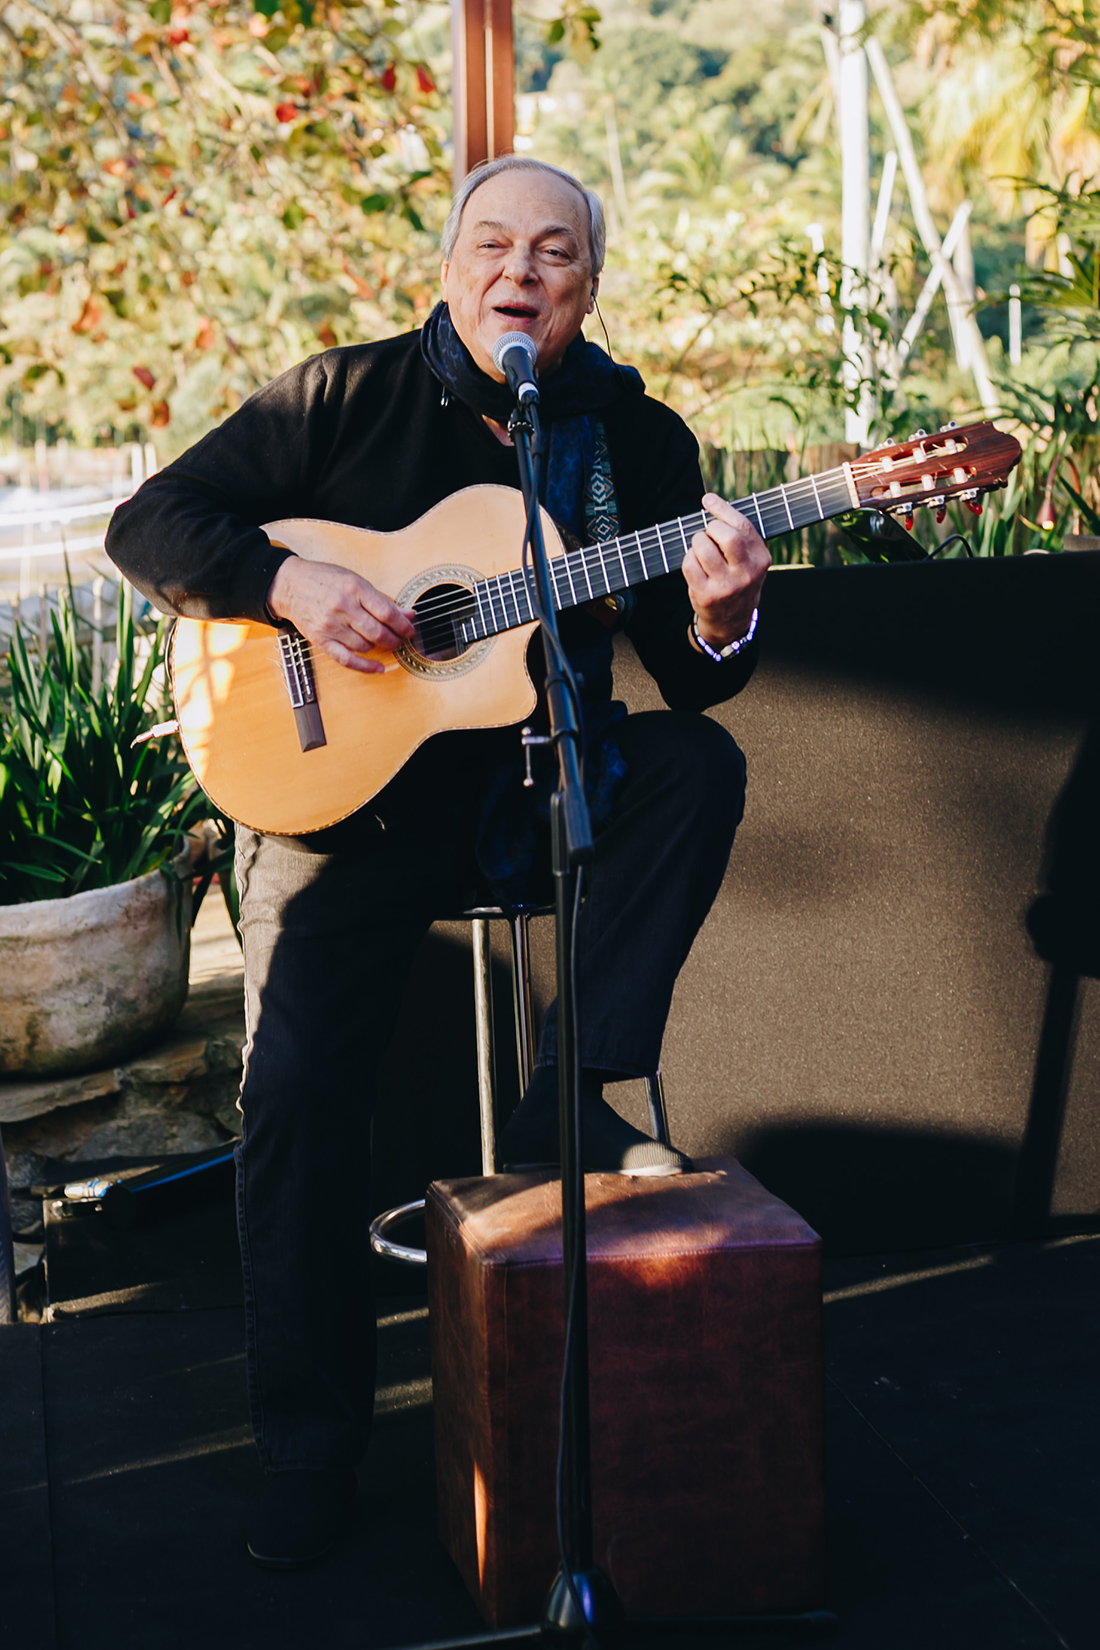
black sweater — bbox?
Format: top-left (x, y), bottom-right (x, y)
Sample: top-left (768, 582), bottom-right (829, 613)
top-left (107, 329), bottom-right (758, 715)
top-left (108, 332), bottom-right (758, 850)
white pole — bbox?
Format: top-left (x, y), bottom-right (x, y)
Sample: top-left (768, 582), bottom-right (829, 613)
top-left (870, 149), bottom-right (898, 269)
top-left (1009, 284), bottom-right (1022, 366)
top-left (866, 34), bottom-right (999, 417)
top-left (870, 150), bottom-right (899, 383)
top-left (952, 211), bottom-right (976, 370)
top-left (838, 0), bottom-right (871, 446)
top-left (895, 201), bottom-right (973, 367)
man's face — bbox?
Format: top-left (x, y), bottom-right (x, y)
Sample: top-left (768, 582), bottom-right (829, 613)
top-left (441, 169), bottom-right (597, 380)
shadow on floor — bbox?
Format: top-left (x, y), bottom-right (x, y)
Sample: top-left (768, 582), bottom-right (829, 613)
top-left (2, 1214), bottom-right (1096, 1648)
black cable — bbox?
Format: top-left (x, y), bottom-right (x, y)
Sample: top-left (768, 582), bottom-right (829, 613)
top-left (929, 533), bottom-right (975, 559)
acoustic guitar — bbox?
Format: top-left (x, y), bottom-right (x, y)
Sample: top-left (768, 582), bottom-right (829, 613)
top-left (170, 419), bottom-right (1021, 835)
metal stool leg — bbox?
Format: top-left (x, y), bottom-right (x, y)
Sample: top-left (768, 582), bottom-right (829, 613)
top-left (644, 1068), bottom-right (671, 1146)
top-left (509, 910), bottom-right (537, 1096)
top-left (472, 917), bottom-right (497, 1176)
top-left (371, 903), bottom-right (551, 1267)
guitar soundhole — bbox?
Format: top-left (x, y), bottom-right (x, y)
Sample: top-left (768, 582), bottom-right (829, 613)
top-left (409, 582), bottom-right (476, 663)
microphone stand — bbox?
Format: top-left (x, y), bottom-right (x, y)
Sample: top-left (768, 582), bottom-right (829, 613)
top-left (505, 391), bottom-right (622, 1643)
top-left (382, 384), bottom-right (838, 1650)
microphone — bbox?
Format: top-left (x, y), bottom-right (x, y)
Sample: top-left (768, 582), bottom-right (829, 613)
top-left (492, 331), bottom-right (539, 406)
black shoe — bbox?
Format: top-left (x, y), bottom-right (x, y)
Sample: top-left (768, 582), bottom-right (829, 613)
top-left (499, 1068), bottom-right (693, 1177)
top-left (246, 1469), bottom-right (357, 1570)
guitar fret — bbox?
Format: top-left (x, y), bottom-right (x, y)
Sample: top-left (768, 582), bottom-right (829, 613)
top-left (614, 536), bottom-right (629, 590)
top-left (781, 486), bottom-right (795, 531)
top-left (473, 581), bottom-right (488, 639)
top-left (651, 527), bottom-right (670, 574)
top-left (580, 549), bottom-right (594, 599)
top-left (520, 567), bottom-right (536, 623)
top-left (808, 472), bottom-right (823, 520)
top-left (487, 576), bottom-right (507, 633)
top-left (503, 570), bottom-right (518, 625)
top-left (503, 573), bottom-right (520, 629)
top-left (507, 569), bottom-right (527, 625)
top-left (499, 573), bottom-right (519, 629)
top-left (656, 525), bottom-right (671, 573)
top-left (587, 545), bottom-right (611, 598)
top-left (749, 493), bottom-right (765, 536)
top-left (562, 553), bottom-right (579, 606)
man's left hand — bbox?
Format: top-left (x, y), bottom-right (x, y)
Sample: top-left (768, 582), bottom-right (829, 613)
top-left (683, 493), bottom-right (771, 651)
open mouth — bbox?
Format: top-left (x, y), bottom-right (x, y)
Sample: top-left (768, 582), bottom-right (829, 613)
top-left (494, 304), bottom-right (539, 321)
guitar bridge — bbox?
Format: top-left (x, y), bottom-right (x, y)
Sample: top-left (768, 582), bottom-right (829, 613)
top-left (278, 631), bottom-right (326, 753)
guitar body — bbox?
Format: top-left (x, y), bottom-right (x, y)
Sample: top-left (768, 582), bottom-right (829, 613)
top-left (170, 486), bottom-right (549, 835)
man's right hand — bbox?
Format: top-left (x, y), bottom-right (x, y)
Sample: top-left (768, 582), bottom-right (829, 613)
top-left (266, 556), bottom-right (417, 675)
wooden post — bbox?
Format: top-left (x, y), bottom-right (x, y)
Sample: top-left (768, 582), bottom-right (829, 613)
top-left (451, 0), bottom-right (514, 184)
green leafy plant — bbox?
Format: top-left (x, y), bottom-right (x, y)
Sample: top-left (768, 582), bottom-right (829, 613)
top-left (0, 582), bottom-right (205, 905)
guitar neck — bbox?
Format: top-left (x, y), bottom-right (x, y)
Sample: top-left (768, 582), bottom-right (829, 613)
top-left (460, 464), bottom-right (855, 642)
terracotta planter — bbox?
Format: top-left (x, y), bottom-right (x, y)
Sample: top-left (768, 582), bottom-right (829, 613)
top-left (0, 853), bottom-right (191, 1077)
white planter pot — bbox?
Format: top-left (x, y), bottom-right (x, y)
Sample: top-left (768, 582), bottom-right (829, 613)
top-left (0, 854), bottom-right (191, 1077)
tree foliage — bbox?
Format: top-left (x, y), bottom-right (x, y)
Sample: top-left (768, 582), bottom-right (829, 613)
top-left (0, 0), bottom-right (448, 453)
top-left (900, 1), bottom-right (1100, 251)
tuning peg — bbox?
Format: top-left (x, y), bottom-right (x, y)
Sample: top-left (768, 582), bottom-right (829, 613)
top-left (959, 488), bottom-right (984, 516)
top-left (911, 429), bottom-right (928, 439)
top-left (894, 505), bottom-right (915, 531)
top-left (939, 420), bottom-right (958, 431)
top-left (935, 505), bottom-right (947, 524)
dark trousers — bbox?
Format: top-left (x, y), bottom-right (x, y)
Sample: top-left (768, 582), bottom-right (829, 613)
top-left (234, 709), bottom-right (746, 1471)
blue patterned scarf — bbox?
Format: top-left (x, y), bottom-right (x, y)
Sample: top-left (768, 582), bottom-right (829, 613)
top-left (420, 302), bottom-right (643, 538)
top-left (420, 304), bottom-right (644, 902)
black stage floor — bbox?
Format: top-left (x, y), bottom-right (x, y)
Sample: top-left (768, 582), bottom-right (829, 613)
top-left (3, 1199), bottom-right (1097, 1650)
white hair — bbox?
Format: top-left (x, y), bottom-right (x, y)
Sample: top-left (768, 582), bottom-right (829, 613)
top-left (441, 156), bottom-right (606, 278)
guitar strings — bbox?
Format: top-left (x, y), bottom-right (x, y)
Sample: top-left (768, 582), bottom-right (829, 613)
top-left (264, 468), bottom-right (858, 641)
top-left (261, 483), bottom-right (841, 657)
top-left (259, 463), bottom-right (951, 659)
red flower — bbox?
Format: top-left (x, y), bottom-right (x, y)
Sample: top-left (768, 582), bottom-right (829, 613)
top-left (275, 103), bottom-right (298, 124)
top-left (380, 63), bottom-right (397, 94)
top-left (416, 65), bottom-right (435, 95)
top-left (167, 28), bottom-right (189, 44)
top-left (133, 366), bottom-right (156, 391)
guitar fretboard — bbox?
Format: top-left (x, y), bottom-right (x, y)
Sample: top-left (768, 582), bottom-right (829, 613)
top-left (458, 466), bottom-right (854, 642)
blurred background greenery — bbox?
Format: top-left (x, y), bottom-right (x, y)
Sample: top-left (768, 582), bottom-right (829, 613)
top-left (3, 0), bottom-right (1100, 561)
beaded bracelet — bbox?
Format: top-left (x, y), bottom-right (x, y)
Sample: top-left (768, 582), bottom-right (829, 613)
top-left (689, 606), bottom-right (759, 661)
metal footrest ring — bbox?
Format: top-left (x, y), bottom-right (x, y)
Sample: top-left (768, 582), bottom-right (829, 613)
top-left (369, 1198), bottom-right (427, 1267)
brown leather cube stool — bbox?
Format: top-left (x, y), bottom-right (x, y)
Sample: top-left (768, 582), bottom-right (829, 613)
top-left (426, 1157), bottom-right (826, 1628)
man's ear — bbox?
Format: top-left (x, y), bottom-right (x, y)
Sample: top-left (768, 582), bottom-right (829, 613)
top-left (440, 262), bottom-right (450, 299)
top-left (587, 275), bottom-right (600, 313)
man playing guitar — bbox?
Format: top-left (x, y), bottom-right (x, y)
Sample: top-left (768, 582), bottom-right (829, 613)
top-left (107, 157), bottom-right (770, 1569)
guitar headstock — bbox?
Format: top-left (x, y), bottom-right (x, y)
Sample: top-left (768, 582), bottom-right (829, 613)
top-left (854, 421), bottom-right (1023, 524)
